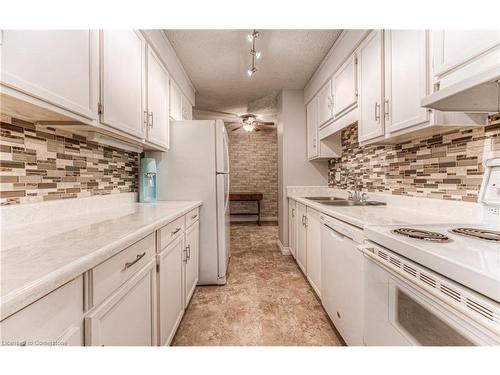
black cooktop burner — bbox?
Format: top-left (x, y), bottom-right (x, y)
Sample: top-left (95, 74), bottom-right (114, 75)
top-left (450, 228), bottom-right (500, 242)
top-left (391, 228), bottom-right (451, 242)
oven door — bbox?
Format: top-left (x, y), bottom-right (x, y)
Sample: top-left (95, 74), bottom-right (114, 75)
top-left (364, 254), bottom-right (491, 346)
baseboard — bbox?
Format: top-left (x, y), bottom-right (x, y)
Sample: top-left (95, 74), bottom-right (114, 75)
top-left (230, 216), bottom-right (278, 222)
top-left (276, 239), bottom-right (291, 256)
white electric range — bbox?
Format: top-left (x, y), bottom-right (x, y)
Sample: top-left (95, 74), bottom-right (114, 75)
top-left (361, 156), bottom-right (500, 346)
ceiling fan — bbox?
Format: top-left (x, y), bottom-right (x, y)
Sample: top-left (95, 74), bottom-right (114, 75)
top-left (227, 114), bottom-right (275, 132)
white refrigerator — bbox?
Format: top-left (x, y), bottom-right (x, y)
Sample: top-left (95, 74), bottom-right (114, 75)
top-left (152, 120), bottom-right (230, 285)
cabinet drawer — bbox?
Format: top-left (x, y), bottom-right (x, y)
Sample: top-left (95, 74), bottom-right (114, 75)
top-left (185, 207), bottom-right (199, 229)
top-left (158, 216), bottom-right (185, 251)
top-left (0, 276), bottom-right (84, 346)
top-left (92, 234), bottom-right (155, 307)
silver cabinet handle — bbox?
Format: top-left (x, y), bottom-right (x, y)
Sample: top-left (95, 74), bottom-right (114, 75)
top-left (171, 227), bottom-right (181, 236)
top-left (291, 208), bottom-right (295, 218)
top-left (148, 111), bottom-right (154, 128)
top-left (374, 102), bottom-right (381, 122)
top-left (384, 99), bottom-right (389, 120)
top-left (191, 214), bottom-right (198, 220)
top-left (304, 216), bottom-right (308, 228)
top-left (187, 244), bottom-right (191, 260)
top-left (143, 110), bottom-right (148, 130)
top-left (183, 247), bottom-right (188, 263)
top-left (124, 252), bottom-right (146, 270)
top-left (313, 138), bottom-right (317, 148)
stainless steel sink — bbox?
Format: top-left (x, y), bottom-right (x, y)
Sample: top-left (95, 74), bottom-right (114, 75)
top-left (321, 200), bottom-right (387, 206)
top-left (303, 196), bottom-right (346, 201)
top-left (304, 196), bottom-right (386, 206)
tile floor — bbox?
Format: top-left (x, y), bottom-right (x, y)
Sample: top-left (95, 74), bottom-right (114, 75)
top-left (172, 222), bottom-right (343, 346)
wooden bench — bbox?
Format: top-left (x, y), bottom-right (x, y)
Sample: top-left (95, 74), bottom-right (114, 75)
top-left (229, 192), bottom-right (263, 225)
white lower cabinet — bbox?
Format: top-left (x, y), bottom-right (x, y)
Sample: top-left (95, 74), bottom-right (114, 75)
top-left (156, 214), bottom-right (200, 346)
top-left (85, 260), bottom-right (157, 346)
top-left (157, 235), bottom-right (185, 346)
top-left (184, 220), bottom-right (200, 307)
top-left (305, 208), bottom-right (321, 297)
top-left (0, 276), bottom-right (84, 346)
top-left (296, 202), bottom-right (307, 274)
top-left (288, 199), bottom-right (297, 259)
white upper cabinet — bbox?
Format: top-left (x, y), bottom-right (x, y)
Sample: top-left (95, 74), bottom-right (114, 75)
top-left (100, 30), bottom-right (146, 139)
top-left (384, 30), bottom-right (429, 133)
top-left (317, 80), bottom-right (334, 126)
top-left (146, 47), bottom-right (170, 149)
top-left (1, 30), bottom-right (98, 120)
top-left (357, 30), bottom-right (384, 143)
top-left (332, 55), bottom-right (357, 118)
top-left (432, 30), bottom-right (500, 78)
top-left (307, 97), bottom-right (320, 160)
top-left (169, 79), bottom-right (182, 120)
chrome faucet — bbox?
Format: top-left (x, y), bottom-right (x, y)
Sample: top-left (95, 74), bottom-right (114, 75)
top-left (346, 173), bottom-right (367, 203)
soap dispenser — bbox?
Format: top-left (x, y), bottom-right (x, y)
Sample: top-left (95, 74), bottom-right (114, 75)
top-left (139, 156), bottom-right (157, 203)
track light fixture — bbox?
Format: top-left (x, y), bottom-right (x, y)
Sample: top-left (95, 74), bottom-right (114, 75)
top-left (247, 30), bottom-right (261, 77)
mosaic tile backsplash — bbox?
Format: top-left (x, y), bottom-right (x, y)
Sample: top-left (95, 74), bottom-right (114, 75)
top-left (227, 126), bottom-right (278, 219)
top-left (0, 117), bottom-right (139, 205)
top-left (328, 115), bottom-right (500, 202)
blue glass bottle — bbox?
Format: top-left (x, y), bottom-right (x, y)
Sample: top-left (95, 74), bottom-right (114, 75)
top-left (139, 158), bottom-right (157, 203)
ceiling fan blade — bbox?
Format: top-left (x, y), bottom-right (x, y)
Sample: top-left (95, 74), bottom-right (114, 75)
top-left (231, 126), bottom-right (243, 131)
top-left (254, 127), bottom-right (262, 132)
top-left (254, 121), bottom-right (275, 126)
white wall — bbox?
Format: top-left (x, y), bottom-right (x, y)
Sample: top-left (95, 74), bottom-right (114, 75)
top-left (278, 89), bottom-right (328, 246)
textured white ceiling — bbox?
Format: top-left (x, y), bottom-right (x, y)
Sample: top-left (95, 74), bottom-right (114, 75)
top-left (164, 29), bottom-right (341, 115)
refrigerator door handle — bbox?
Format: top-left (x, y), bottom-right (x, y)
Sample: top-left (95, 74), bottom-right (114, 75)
top-left (224, 173), bottom-right (230, 212)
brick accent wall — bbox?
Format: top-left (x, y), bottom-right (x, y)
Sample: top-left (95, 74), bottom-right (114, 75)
top-left (227, 126), bottom-right (278, 219)
top-left (328, 115), bottom-right (500, 202)
top-left (0, 117), bottom-right (138, 205)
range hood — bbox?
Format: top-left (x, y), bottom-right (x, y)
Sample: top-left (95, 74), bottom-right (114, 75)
top-left (421, 65), bottom-right (500, 113)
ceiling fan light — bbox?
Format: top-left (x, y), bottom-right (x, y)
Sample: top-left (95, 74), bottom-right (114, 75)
top-left (243, 123), bottom-right (254, 132)
top-left (247, 34), bottom-right (253, 42)
top-left (255, 51), bottom-right (261, 59)
top-left (247, 67), bottom-right (257, 77)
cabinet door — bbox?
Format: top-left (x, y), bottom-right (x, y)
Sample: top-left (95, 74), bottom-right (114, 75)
top-left (169, 80), bottom-right (182, 120)
top-left (306, 97), bottom-right (319, 160)
top-left (358, 30), bottom-right (384, 143)
top-left (384, 30), bottom-right (429, 133)
top-left (317, 80), bottom-right (334, 126)
top-left (85, 261), bottom-right (156, 346)
top-left (181, 94), bottom-right (193, 120)
top-left (184, 220), bottom-right (199, 307)
top-left (296, 202), bottom-right (307, 274)
top-left (305, 208), bottom-right (321, 297)
top-left (100, 30), bottom-right (146, 139)
top-left (333, 55), bottom-right (357, 117)
top-left (1, 30), bottom-right (98, 119)
top-left (147, 47), bottom-right (170, 148)
top-left (432, 30), bottom-right (500, 77)
top-left (157, 236), bottom-right (184, 346)
top-left (0, 276), bottom-right (84, 346)
top-left (288, 199), bottom-right (297, 259)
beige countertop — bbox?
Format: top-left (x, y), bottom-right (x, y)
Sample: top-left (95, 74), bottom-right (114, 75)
top-left (0, 200), bottom-right (202, 320)
top-left (287, 188), bottom-right (487, 228)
